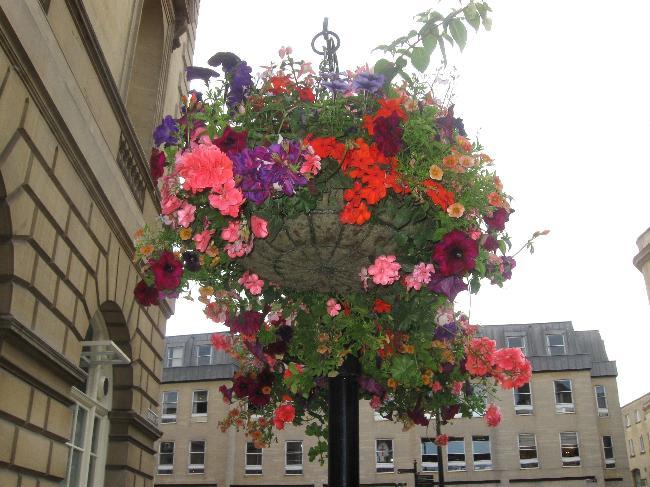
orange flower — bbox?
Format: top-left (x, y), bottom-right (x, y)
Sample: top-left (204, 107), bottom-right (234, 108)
top-left (400, 344), bottom-right (415, 354)
top-left (179, 228), bottom-right (192, 240)
top-left (134, 228), bottom-right (144, 240)
top-left (422, 180), bottom-right (455, 210)
top-left (442, 153), bottom-right (459, 170)
top-left (387, 378), bottom-right (398, 390)
top-left (206, 244), bottom-right (220, 258)
top-left (261, 386), bottom-right (272, 395)
top-left (447, 202), bottom-right (465, 218)
top-left (429, 164), bottom-right (443, 180)
top-left (494, 176), bottom-right (503, 192)
top-left (488, 192), bottom-right (507, 208)
top-left (140, 244), bottom-right (154, 256)
top-left (456, 135), bottom-right (472, 153)
top-left (317, 345), bottom-right (329, 354)
top-left (459, 155), bottom-right (475, 168)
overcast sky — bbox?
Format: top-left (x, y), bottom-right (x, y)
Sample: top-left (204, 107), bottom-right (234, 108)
top-left (167, 0), bottom-right (650, 405)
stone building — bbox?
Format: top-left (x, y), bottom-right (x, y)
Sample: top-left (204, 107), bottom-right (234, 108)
top-left (155, 322), bottom-right (631, 487)
top-left (0, 1), bottom-right (198, 485)
top-left (634, 227), bottom-right (650, 304)
top-left (622, 393), bottom-right (650, 486)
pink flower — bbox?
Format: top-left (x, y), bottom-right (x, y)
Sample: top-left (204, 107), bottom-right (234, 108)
top-left (224, 239), bottom-right (254, 259)
top-left (251, 215), bottom-right (269, 238)
top-left (300, 153), bottom-right (322, 175)
top-left (176, 144), bottom-right (234, 193)
top-left (205, 302), bottom-right (228, 323)
top-left (484, 403), bottom-right (502, 427)
top-left (435, 434), bottom-right (449, 446)
top-left (405, 262), bottom-right (435, 290)
top-left (451, 381), bottom-right (463, 396)
top-left (431, 381), bottom-right (443, 393)
top-left (278, 46), bottom-right (293, 58)
top-left (177, 201), bottom-right (196, 228)
top-left (239, 271), bottom-right (264, 295)
top-left (193, 229), bottom-right (215, 253)
top-left (370, 395), bottom-right (382, 410)
top-left (327, 298), bottom-right (341, 317)
top-left (211, 333), bottom-right (231, 351)
top-left (465, 337), bottom-right (496, 377)
top-left (161, 194), bottom-right (183, 215)
top-left (221, 220), bottom-right (241, 243)
top-left (492, 348), bottom-right (532, 389)
top-left (208, 180), bottom-right (245, 217)
top-left (367, 255), bottom-right (401, 286)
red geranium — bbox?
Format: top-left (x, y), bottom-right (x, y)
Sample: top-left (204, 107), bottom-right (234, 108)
top-left (273, 404), bottom-right (296, 430)
top-left (422, 180), bottom-right (455, 210)
top-left (373, 299), bottom-right (392, 313)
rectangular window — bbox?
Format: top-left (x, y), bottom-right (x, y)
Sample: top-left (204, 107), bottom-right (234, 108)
top-left (514, 383), bottom-right (533, 415)
top-left (594, 385), bottom-right (608, 417)
top-left (245, 442), bottom-right (262, 474)
top-left (161, 391), bottom-right (178, 423)
top-left (636, 409), bottom-right (643, 423)
top-left (554, 379), bottom-right (575, 413)
top-left (629, 439), bottom-right (635, 457)
top-left (518, 433), bottom-right (539, 469)
top-left (602, 436), bottom-right (615, 468)
top-left (472, 436), bottom-right (492, 470)
top-left (196, 344), bottom-right (212, 366)
top-left (166, 346), bottom-right (184, 367)
top-left (506, 336), bottom-right (527, 355)
top-left (546, 334), bottom-right (566, 355)
top-left (626, 414), bottom-right (631, 427)
top-left (375, 439), bottom-right (394, 473)
top-left (447, 437), bottom-right (466, 472)
top-left (188, 441), bottom-right (205, 474)
top-left (158, 441), bottom-right (174, 475)
top-left (421, 438), bottom-right (439, 472)
top-left (641, 435), bottom-right (646, 454)
top-left (560, 432), bottom-right (580, 466)
top-left (192, 390), bottom-right (208, 417)
top-left (285, 441), bottom-right (303, 475)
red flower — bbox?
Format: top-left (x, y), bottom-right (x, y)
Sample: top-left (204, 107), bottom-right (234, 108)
top-left (296, 86), bottom-right (315, 102)
top-left (273, 404), bottom-right (296, 430)
top-left (213, 126), bottom-right (248, 154)
top-left (373, 113), bottom-right (403, 157)
top-left (134, 280), bottom-right (159, 306)
top-left (268, 75), bottom-right (292, 94)
top-left (307, 136), bottom-right (346, 161)
top-left (422, 180), bottom-right (455, 210)
top-left (149, 251), bottom-right (183, 290)
top-left (432, 230), bottom-right (478, 276)
top-left (149, 148), bottom-right (166, 181)
top-left (373, 299), bottom-right (392, 313)
top-left (340, 201), bottom-right (371, 225)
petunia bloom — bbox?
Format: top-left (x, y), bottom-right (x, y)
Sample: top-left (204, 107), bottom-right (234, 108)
top-left (134, 280), bottom-right (159, 306)
top-left (432, 230), bottom-right (478, 276)
top-left (149, 251), bottom-right (183, 290)
top-left (153, 115), bottom-right (178, 146)
top-left (149, 148), bottom-right (166, 181)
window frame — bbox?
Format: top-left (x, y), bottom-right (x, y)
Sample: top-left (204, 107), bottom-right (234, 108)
top-left (546, 334), bottom-right (566, 355)
top-left (421, 438), bottom-right (439, 472)
top-left (594, 385), bottom-right (608, 417)
top-left (518, 433), bottom-right (539, 469)
top-left (447, 436), bottom-right (466, 472)
top-left (629, 438), bottom-right (635, 457)
top-left (245, 442), bottom-right (263, 475)
top-left (195, 344), bottom-right (212, 366)
top-left (375, 439), bottom-right (395, 473)
top-left (636, 409), bottom-right (643, 423)
top-left (157, 441), bottom-right (175, 475)
top-left (554, 379), bottom-right (575, 413)
top-left (192, 390), bottom-right (208, 418)
top-left (640, 435), bottom-right (646, 454)
top-left (166, 346), bottom-right (184, 367)
top-left (161, 391), bottom-right (178, 424)
top-left (285, 440), bottom-right (303, 475)
top-left (602, 435), bottom-right (615, 468)
top-left (514, 383), bottom-right (533, 415)
top-left (471, 435), bottom-right (492, 471)
top-left (626, 414), bottom-right (631, 427)
top-left (188, 440), bottom-right (205, 474)
top-left (506, 335), bottom-right (527, 355)
top-left (560, 432), bottom-right (581, 467)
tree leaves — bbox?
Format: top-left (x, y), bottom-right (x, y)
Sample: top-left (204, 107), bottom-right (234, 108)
top-left (449, 18), bottom-right (468, 51)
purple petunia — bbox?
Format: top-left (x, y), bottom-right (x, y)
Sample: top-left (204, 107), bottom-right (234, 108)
top-left (227, 61), bottom-right (253, 109)
top-left (351, 72), bottom-right (385, 93)
top-left (427, 274), bottom-right (468, 301)
top-left (153, 115), bottom-right (179, 146)
top-left (434, 322), bottom-right (460, 341)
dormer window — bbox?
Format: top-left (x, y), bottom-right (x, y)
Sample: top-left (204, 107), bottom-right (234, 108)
top-left (546, 334), bottom-right (566, 355)
top-left (506, 336), bottom-right (527, 355)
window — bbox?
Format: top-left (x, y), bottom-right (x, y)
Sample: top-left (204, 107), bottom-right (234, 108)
top-left (506, 336), bottom-right (527, 355)
top-left (518, 433), bottom-right (539, 469)
top-left (554, 380), bottom-right (575, 413)
top-left (158, 442), bottom-right (174, 474)
top-left (472, 436), bottom-right (492, 470)
top-left (629, 439), bottom-right (635, 457)
top-left (636, 409), bottom-right (643, 423)
top-left (546, 334), bottom-right (566, 355)
top-left (447, 437), bottom-right (466, 472)
top-left (421, 438), bottom-right (439, 472)
top-left (560, 432), bottom-right (580, 466)
top-left (245, 442), bottom-right (262, 474)
top-left (188, 441), bottom-right (205, 474)
top-left (641, 435), bottom-right (646, 454)
top-left (166, 346), bottom-right (184, 367)
top-left (514, 383), bottom-right (533, 415)
top-left (471, 384), bottom-right (486, 418)
top-left (594, 385), bottom-right (608, 417)
top-left (192, 390), bottom-right (208, 418)
top-left (196, 344), bottom-right (212, 366)
top-left (285, 441), bottom-right (303, 475)
top-left (161, 391), bottom-right (178, 423)
top-left (602, 436), bottom-right (615, 468)
top-left (626, 414), bottom-right (631, 427)
top-left (375, 439), bottom-right (394, 473)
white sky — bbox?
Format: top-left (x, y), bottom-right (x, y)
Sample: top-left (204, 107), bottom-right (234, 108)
top-left (167, 0), bottom-right (650, 405)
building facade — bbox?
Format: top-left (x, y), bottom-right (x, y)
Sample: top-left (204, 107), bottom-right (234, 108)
top-left (0, 1), bottom-right (198, 485)
top-left (155, 323), bottom-right (631, 487)
top-left (634, 227), bottom-right (650, 304)
top-left (622, 393), bottom-right (650, 486)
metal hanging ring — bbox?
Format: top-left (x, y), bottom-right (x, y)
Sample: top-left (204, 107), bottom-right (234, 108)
top-left (311, 24), bottom-right (340, 55)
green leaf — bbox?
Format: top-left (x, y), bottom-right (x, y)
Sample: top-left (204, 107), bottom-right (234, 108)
top-left (374, 58), bottom-right (394, 76)
top-left (422, 33), bottom-right (438, 55)
top-left (449, 18), bottom-right (468, 50)
top-left (482, 16), bottom-right (493, 31)
top-left (463, 4), bottom-right (481, 31)
top-left (410, 47), bottom-right (430, 73)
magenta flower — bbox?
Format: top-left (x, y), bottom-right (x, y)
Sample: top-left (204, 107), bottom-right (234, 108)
top-left (432, 230), bottom-right (478, 276)
top-left (367, 255), bottom-right (401, 285)
top-left (134, 280), bottom-right (159, 306)
top-left (149, 251), bottom-right (183, 290)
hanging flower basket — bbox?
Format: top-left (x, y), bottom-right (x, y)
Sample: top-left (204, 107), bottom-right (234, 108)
top-left (135, 4), bottom-right (541, 461)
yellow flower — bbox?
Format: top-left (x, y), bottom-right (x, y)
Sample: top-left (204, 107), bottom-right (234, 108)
top-left (429, 164), bottom-right (443, 180)
top-left (199, 286), bottom-right (214, 298)
top-left (140, 244), bottom-right (154, 256)
top-left (179, 228), bottom-right (192, 240)
top-left (447, 202), bottom-right (465, 218)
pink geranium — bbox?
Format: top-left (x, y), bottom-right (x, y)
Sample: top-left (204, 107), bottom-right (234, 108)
top-left (326, 298), bottom-right (341, 317)
top-left (369, 395), bottom-right (382, 410)
top-left (221, 220), bottom-right (241, 243)
top-left (176, 144), bottom-right (234, 193)
top-left (404, 262), bottom-right (434, 290)
top-left (434, 434), bottom-right (449, 446)
top-left (451, 381), bottom-right (463, 396)
top-left (208, 180), bottom-right (245, 217)
top-left (492, 347), bottom-right (532, 389)
top-left (484, 403), bottom-right (502, 427)
top-left (205, 302), bottom-right (228, 323)
top-left (161, 194), bottom-right (183, 215)
top-left (251, 215), bottom-right (269, 238)
top-left (239, 271), bottom-right (264, 295)
top-left (465, 337), bottom-right (496, 377)
top-left (367, 255), bottom-right (401, 285)
top-left (300, 152), bottom-right (321, 175)
top-left (177, 201), bottom-right (196, 228)
top-left (431, 381), bottom-right (442, 393)
top-left (225, 239), bottom-right (254, 259)
top-left (193, 229), bottom-right (215, 253)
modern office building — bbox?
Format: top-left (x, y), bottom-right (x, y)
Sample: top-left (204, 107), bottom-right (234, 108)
top-left (635, 227), bottom-right (650, 304)
top-left (155, 322), bottom-right (631, 487)
top-left (0, 1), bottom-right (198, 485)
top-left (622, 393), bottom-right (650, 486)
